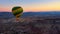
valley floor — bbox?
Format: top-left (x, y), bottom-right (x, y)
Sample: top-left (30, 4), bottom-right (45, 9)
top-left (0, 17), bottom-right (60, 34)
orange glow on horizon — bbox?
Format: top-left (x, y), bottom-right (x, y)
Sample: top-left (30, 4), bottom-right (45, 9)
top-left (0, 2), bottom-right (60, 12)
top-left (0, 0), bottom-right (60, 12)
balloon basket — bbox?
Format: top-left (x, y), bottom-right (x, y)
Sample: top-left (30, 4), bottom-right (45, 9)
top-left (16, 18), bottom-right (20, 22)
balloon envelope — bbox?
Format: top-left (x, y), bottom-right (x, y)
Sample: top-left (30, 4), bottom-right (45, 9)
top-left (12, 6), bottom-right (23, 17)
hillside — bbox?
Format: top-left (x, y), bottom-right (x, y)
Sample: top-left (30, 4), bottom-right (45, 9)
top-left (0, 17), bottom-right (60, 34)
top-left (0, 12), bottom-right (60, 34)
top-left (0, 12), bottom-right (60, 18)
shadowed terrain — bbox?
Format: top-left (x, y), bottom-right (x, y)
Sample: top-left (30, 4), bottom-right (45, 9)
top-left (0, 12), bottom-right (60, 34)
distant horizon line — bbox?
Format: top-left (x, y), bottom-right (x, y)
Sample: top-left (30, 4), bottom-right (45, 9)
top-left (1, 11), bottom-right (60, 12)
top-left (0, 11), bottom-right (60, 12)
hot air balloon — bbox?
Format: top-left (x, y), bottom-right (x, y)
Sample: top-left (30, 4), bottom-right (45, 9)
top-left (12, 6), bottom-right (23, 22)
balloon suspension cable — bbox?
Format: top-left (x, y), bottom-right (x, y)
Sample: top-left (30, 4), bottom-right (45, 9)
top-left (16, 16), bottom-right (20, 22)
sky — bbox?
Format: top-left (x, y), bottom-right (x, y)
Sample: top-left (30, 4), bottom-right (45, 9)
top-left (0, 0), bottom-right (60, 12)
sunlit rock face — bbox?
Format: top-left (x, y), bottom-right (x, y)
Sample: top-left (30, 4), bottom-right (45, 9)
top-left (0, 17), bottom-right (60, 34)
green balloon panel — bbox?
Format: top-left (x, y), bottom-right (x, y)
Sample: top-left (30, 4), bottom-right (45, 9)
top-left (12, 6), bottom-right (23, 16)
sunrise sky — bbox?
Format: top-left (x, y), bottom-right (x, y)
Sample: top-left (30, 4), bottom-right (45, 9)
top-left (0, 0), bottom-right (60, 12)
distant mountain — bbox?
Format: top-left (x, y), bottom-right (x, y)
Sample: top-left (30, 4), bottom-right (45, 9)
top-left (0, 11), bottom-right (60, 18)
top-left (0, 12), bottom-right (14, 18)
top-left (22, 12), bottom-right (60, 18)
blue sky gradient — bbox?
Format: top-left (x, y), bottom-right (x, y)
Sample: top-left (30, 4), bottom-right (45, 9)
top-left (0, 0), bottom-right (60, 12)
